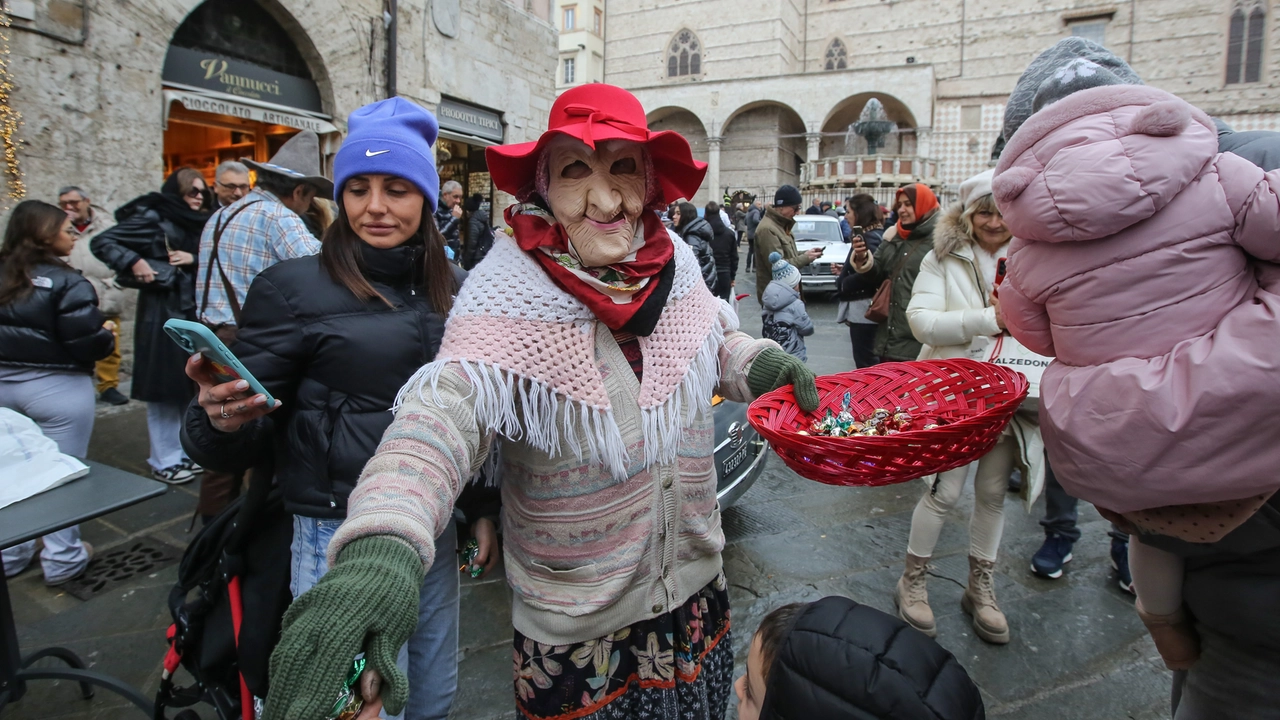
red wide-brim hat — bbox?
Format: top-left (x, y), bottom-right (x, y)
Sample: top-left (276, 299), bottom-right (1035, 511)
top-left (486, 84), bottom-right (707, 204)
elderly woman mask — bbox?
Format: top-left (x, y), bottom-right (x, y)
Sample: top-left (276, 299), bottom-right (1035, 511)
top-left (544, 136), bottom-right (648, 268)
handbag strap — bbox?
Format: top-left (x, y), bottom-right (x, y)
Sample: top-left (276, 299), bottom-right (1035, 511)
top-left (201, 201), bottom-right (260, 325)
top-left (885, 237), bottom-right (925, 284)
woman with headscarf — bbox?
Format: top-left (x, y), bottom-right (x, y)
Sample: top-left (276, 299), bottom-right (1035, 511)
top-left (851, 183), bottom-right (940, 363)
top-left (248, 84), bottom-right (818, 720)
top-left (92, 167), bottom-right (211, 484)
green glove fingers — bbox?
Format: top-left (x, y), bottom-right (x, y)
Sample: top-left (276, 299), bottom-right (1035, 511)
top-left (747, 347), bottom-right (821, 412)
top-left (262, 535), bottom-right (424, 720)
top-left (366, 631), bottom-right (411, 714)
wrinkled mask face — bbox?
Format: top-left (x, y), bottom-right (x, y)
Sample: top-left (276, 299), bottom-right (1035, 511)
top-left (545, 135), bottom-right (647, 268)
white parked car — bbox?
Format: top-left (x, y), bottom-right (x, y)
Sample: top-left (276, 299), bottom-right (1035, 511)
top-left (790, 215), bottom-right (849, 291)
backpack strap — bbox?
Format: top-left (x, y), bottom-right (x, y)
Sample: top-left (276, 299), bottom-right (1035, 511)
top-left (201, 201), bottom-right (261, 325)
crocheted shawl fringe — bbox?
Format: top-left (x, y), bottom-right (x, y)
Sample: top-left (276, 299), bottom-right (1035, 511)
top-left (392, 234), bottom-right (733, 483)
top-left (393, 322), bottom-right (725, 483)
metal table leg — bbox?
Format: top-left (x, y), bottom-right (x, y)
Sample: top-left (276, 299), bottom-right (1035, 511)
top-left (0, 571), bottom-right (153, 717)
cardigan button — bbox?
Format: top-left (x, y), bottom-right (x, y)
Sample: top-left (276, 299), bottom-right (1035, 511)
top-left (652, 603), bottom-right (664, 614)
top-left (662, 475), bottom-right (673, 489)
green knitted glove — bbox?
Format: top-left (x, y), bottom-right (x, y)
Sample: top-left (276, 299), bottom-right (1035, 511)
top-left (747, 347), bottom-right (820, 412)
top-left (262, 535), bottom-right (424, 720)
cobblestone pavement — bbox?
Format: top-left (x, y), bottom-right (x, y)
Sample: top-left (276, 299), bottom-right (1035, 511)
top-left (3, 252), bottom-right (1171, 719)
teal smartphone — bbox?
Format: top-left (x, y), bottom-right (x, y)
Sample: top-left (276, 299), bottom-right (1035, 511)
top-left (162, 319), bottom-right (277, 407)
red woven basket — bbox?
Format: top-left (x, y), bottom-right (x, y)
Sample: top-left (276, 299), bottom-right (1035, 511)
top-left (747, 359), bottom-right (1029, 487)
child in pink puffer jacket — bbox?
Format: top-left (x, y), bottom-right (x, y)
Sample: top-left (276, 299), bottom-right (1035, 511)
top-left (993, 42), bottom-right (1280, 671)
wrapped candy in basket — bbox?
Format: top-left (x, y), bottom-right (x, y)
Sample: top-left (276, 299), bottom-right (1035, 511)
top-left (746, 359), bottom-right (1028, 487)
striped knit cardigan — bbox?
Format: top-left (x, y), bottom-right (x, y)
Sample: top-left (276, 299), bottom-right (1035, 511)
top-left (328, 229), bottom-right (776, 644)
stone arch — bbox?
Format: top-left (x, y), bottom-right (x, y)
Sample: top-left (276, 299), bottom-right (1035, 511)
top-left (823, 38), bottom-right (848, 71)
top-left (168, 0), bottom-right (336, 116)
top-left (665, 28), bottom-right (703, 78)
top-left (721, 101), bottom-right (806, 198)
top-left (647, 107), bottom-right (710, 202)
top-left (819, 92), bottom-right (919, 158)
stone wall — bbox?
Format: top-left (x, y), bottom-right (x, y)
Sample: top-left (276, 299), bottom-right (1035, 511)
top-left (1, 0), bottom-right (556, 373)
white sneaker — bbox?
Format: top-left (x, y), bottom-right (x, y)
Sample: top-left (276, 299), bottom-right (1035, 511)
top-left (153, 464), bottom-right (194, 485)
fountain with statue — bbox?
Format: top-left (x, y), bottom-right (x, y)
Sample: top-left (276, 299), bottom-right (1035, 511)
top-left (804, 96), bottom-right (940, 199)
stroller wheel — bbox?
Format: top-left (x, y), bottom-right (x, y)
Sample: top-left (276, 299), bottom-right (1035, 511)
top-left (173, 711), bottom-right (202, 720)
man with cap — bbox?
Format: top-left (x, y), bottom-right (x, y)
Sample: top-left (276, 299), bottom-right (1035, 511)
top-left (193, 130), bottom-right (332, 519)
top-left (258, 83), bottom-right (820, 720)
top-left (753, 184), bottom-right (822, 301)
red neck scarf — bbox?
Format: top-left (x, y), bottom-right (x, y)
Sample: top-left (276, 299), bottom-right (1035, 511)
top-left (895, 184), bottom-right (939, 240)
top-left (506, 205), bottom-right (674, 331)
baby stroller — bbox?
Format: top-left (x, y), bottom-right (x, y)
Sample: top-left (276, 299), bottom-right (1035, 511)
top-left (154, 465), bottom-right (292, 720)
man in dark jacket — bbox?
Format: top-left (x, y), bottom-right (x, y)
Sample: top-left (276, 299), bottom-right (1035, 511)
top-left (434, 179), bottom-right (464, 253)
top-left (739, 596), bottom-right (984, 720)
top-left (754, 185), bottom-right (822, 300)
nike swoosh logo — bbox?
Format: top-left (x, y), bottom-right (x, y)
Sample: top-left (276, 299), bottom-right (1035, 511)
top-left (365, 149), bottom-right (390, 157)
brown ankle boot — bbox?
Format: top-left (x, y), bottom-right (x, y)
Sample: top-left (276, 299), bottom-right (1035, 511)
top-left (1136, 599), bottom-right (1200, 670)
top-left (962, 555), bottom-right (1010, 645)
top-left (895, 553), bottom-right (936, 637)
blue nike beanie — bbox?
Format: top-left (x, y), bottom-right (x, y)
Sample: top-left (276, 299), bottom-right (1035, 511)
top-left (333, 97), bottom-right (440, 208)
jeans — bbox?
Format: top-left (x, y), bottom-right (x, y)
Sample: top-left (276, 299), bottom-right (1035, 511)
top-left (291, 516), bottom-right (460, 720)
top-left (745, 237), bottom-right (755, 270)
top-left (146, 400), bottom-right (187, 471)
top-left (0, 372), bottom-right (94, 582)
top-left (1040, 461), bottom-right (1129, 542)
top-left (847, 324), bottom-right (879, 369)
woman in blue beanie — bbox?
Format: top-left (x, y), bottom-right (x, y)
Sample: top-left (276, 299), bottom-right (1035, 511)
top-left (180, 97), bottom-right (497, 719)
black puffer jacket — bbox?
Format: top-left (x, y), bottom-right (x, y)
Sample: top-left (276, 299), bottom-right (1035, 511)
top-left (677, 217), bottom-right (717, 290)
top-left (182, 242), bottom-right (467, 518)
top-left (0, 260), bottom-right (114, 373)
top-left (760, 596), bottom-right (984, 720)
top-left (836, 226), bottom-right (885, 302)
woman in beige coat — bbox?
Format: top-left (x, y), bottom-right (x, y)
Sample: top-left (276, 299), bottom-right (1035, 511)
top-left (894, 169), bottom-right (1043, 646)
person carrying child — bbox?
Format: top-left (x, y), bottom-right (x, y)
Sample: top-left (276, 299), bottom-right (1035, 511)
top-left (760, 251), bottom-right (814, 362)
top-left (994, 38), bottom-right (1280, 707)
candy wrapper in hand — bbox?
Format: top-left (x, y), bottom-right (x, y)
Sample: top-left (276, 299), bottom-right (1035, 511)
top-left (459, 538), bottom-right (483, 578)
top-left (328, 654), bottom-right (366, 720)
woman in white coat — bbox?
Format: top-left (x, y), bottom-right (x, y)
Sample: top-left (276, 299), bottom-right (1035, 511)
top-left (893, 169), bottom-right (1043, 646)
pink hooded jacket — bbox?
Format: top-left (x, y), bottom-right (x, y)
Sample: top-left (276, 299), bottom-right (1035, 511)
top-left (993, 85), bottom-right (1280, 514)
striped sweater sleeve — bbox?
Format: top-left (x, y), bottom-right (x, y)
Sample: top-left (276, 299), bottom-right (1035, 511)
top-left (327, 364), bottom-right (491, 570)
top-left (718, 328), bottom-right (779, 403)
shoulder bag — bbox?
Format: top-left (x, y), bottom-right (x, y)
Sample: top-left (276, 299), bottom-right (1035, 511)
top-left (864, 241), bottom-right (917, 323)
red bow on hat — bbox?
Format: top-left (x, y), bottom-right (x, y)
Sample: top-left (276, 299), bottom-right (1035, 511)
top-left (487, 84), bottom-right (707, 204)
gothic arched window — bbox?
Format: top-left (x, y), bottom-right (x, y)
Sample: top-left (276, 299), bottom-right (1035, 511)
top-left (824, 39), bottom-right (848, 71)
top-left (667, 29), bottom-right (702, 78)
top-left (1227, 1), bottom-right (1266, 84)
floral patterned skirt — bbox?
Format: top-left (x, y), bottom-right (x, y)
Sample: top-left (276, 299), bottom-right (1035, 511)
top-left (513, 574), bottom-right (733, 720)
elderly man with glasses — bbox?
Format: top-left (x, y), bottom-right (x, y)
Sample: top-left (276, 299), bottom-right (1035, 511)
top-left (58, 185), bottom-right (130, 405)
top-left (213, 160), bottom-right (252, 208)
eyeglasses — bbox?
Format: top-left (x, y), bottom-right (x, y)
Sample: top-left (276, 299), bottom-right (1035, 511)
top-left (185, 188), bottom-right (205, 199)
top-left (217, 181), bottom-right (251, 193)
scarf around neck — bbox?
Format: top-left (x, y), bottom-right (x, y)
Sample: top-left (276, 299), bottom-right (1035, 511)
top-left (505, 204), bottom-right (674, 334)
top-left (894, 184), bottom-right (939, 240)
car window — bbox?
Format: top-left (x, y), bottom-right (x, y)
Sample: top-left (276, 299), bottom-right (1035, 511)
top-left (792, 219), bottom-right (842, 243)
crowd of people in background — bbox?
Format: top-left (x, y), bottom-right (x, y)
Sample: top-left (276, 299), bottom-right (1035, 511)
top-left (4, 36), bottom-right (1280, 720)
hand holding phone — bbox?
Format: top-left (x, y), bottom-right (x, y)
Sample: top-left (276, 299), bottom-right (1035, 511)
top-left (165, 319), bottom-right (281, 433)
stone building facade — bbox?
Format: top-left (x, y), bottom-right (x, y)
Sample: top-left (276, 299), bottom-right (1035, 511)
top-left (1, 0), bottom-right (557, 372)
top-left (604, 0), bottom-right (1278, 205)
top-left (552, 0), bottom-right (606, 91)
top-left (1, 0), bottom-right (558, 211)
